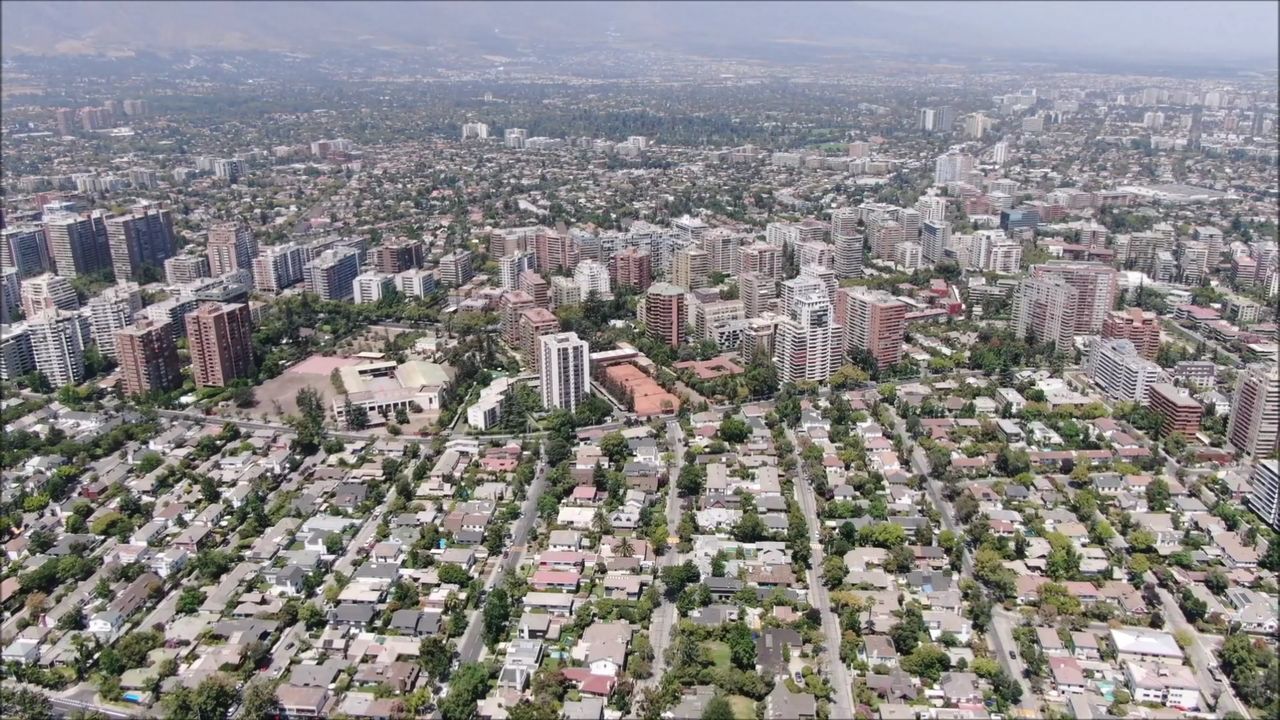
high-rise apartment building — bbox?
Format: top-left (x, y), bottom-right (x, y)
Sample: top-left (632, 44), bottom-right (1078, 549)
top-left (1147, 384), bottom-right (1203, 438)
top-left (644, 283), bottom-right (686, 349)
top-left (21, 272), bottom-right (79, 317)
top-left (831, 209), bottom-right (865, 279)
top-left (1193, 226), bottom-right (1223, 261)
top-left (185, 302), bottom-right (255, 389)
top-left (439, 250), bottom-right (475, 288)
top-left (1228, 364), bottom-right (1279, 458)
top-left (1, 226), bottom-right (50, 278)
top-left (739, 272), bottom-right (776, 319)
top-left (164, 255), bottom-right (211, 285)
top-left (1, 270), bottom-right (19, 323)
top-left (518, 269), bottom-right (549, 307)
top-left (500, 291), bottom-right (538, 346)
top-left (116, 320), bottom-right (182, 397)
top-left (539, 332), bottom-right (590, 412)
top-left (371, 239), bottom-right (424, 275)
top-left (975, 230), bottom-right (1022, 273)
top-left (672, 246), bottom-right (710, 290)
top-left (1088, 339), bottom-right (1164, 404)
top-left (303, 248), bottom-right (360, 301)
top-left (105, 205), bottom-right (175, 282)
top-left (1248, 460), bottom-right (1280, 531)
top-left (796, 240), bottom-right (834, 269)
top-left (1, 324), bottom-right (36, 381)
top-left (738, 243), bottom-right (782, 281)
top-left (921, 220), bottom-right (951, 264)
top-left (610, 247), bottom-right (652, 292)
top-left (868, 219), bottom-right (905, 261)
top-left (27, 310), bottom-right (91, 387)
top-left (352, 273), bottom-right (394, 304)
top-left (87, 283), bottom-right (142, 360)
top-left (252, 243), bottom-right (306, 294)
top-left (692, 299), bottom-right (744, 341)
top-left (499, 251), bottom-right (536, 291)
top-left (1012, 275), bottom-right (1077, 351)
top-left (534, 230), bottom-right (578, 274)
top-left (774, 291), bottom-right (840, 385)
top-left (673, 216), bottom-right (709, 246)
top-left (517, 307), bottom-right (561, 370)
top-left (839, 288), bottom-right (907, 369)
top-left (1102, 308), bottom-right (1160, 360)
top-left (700, 228), bottom-right (741, 276)
top-left (1027, 262), bottom-right (1118, 335)
top-left (43, 213), bottom-right (110, 278)
top-left (395, 269), bottom-right (436, 298)
top-left (914, 194), bottom-right (947, 225)
top-left (207, 222), bottom-right (259, 278)
top-left (934, 151), bottom-right (976, 184)
top-left (573, 259), bottom-right (611, 300)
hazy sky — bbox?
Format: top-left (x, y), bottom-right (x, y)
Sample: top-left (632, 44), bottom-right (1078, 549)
top-left (3, 1), bottom-right (1278, 68)
top-left (864, 1), bottom-right (1279, 64)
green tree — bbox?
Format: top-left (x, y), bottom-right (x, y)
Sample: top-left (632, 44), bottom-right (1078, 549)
top-left (600, 432), bottom-right (629, 467)
top-left (419, 636), bottom-right (453, 683)
top-left (483, 587), bottom-right (512, 646)
top-left (900, 643), bottom-right (952, 683)
top-left (725, 622), bottom-right (756, 671)
top-left (437, 563), bottom-right (471, 586)
top-left (702, 695), bottom-right (735, 720)
top-left (239, 678), bottom-right (280, 720)
top-left (291, 387), bottom-right (328, 453)
top-left (175, 588), bottom-right (206, 615)
top-left (718, 416), bottom-right (750, 444)
top-left (1146, 478), bottom-right (1171, 512)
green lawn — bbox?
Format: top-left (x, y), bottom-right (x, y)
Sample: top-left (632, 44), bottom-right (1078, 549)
top-left (703, 640), bottom-right (731, 671)
top-left (728, 695), bottom-right (756, 720)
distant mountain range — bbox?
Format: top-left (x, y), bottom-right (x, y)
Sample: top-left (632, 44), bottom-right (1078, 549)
top-left (3, 1), bottom-right (1275, 72)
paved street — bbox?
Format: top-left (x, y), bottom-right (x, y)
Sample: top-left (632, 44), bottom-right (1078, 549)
top-left (787, 427), bottom-right (856, 720)
top-left (456, 447), bottom-right (548, 665)
top-left (1149, 578), bottom-right (1249, 718)
top-left (631, 420), bottom-right (687, 705)
top-left (889, 407), bottom-right (1036, 713)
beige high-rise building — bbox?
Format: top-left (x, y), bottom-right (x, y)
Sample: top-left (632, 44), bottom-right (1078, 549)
top-left (43, 213), bottom-right (110, 278)
top-left (1228, 364), bottom-right (1279, 458)
top-left (700, 228), bottom-right (741, 276)
top-left (644, 283), bottom-right (686, 349)
top-left (671, 247), bottom-right (709, 290)
top-left (21, 273), bottom-right (79, 317)
top-left (831, 209), bottom-right (864, 279)
top-left (106, 205), bottom-right (175, 282)
top-left (739, 272), bottom-right (776, 319)
top-left (28, 310), bottom-right (91, 387)
top-left (207, 222), bottom-right (259, 278)
top-left (738, 243), bottom-right (782, 281)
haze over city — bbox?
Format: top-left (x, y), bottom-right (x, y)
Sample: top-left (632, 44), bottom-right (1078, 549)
top-left (0, 3), bottom-right (1277, 720)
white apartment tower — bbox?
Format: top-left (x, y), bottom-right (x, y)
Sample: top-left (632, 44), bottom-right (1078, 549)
top-left (539, 332), bottom-right (590, 412)
top-left (352, 273), bottom-right (394, 304)
top-left (573, 259), bottom-right (611, 300)
top-left (87, 283), bottom-right (143, 359)
top-left (27, 309), bottom-right (91, 387)
top-left (499, 251), bottom-right (536, 291)
top-left (773, 291), bottom-right (840, 385)
top-left (831, 209), bottom-right (865, 279)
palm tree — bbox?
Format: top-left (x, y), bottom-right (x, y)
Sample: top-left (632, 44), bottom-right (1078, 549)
top-left (617, 536), bottom-right (634, 559)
